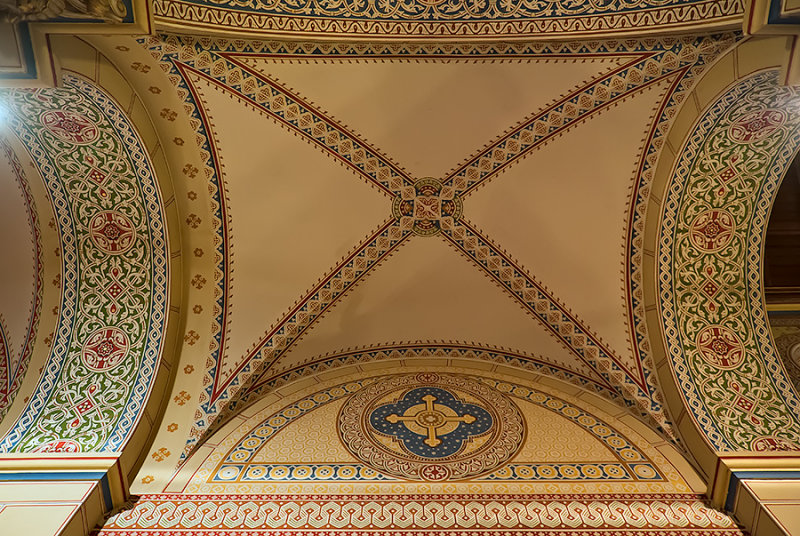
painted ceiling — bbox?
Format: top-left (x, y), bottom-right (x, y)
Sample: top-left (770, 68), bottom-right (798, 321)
top-left (121, 32), bottom-right (742, 474)
top-left (3, 1), bottom-right (800, 533)
top-left (4, 24), bottom-right (795, 468)
top-left (0, 14), bottom-right (799, 470)
top-left (152, 0), bottom-right (745, 38)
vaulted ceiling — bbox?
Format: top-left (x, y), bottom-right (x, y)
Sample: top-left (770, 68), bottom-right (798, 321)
top-left (3, 5), bottom-right (800, 534)
top-left (116, 32), bottom-right (742, 470)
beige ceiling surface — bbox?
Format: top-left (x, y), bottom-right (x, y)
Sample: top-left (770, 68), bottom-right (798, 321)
top-left (266, 236), bottom-right (602, 379)
top-left (181, 54), bottom-right (674, 406)
top-left (466, 78), bottom-right (673, 376)
top-left (237, 57), bottom-right (629, 179)
top-left (187, 71), bottom-right (389, 381)
top-left (0, 145), bottom-right (36, 362)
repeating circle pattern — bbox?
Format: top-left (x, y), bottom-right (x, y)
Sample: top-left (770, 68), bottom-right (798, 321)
top-left (633, 464), bottom-right (658, 479)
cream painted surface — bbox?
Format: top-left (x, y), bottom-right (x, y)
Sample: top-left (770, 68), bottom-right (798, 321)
top-left (0, 481), bottom-right (96, 536)
top-left (764, 504), bottom-right (800, 536)
top-left (0, 144), bottom-right (36, 363)
top-left (271, 236), bottom-right (599, 379)
top-left (736, 480), bottom-right (800, 536)
top-left (0, 504), bottom-right (79, 536)
top-left (251, 398), bottom-right (354, 463)
top-left (0, 481), bottom-right (95, 502)
top-left (513, 399), bottom-right (617, 462)
top-left (187, 72), bottom-right (389, 382)
top-left (466, 78), bottom-right (673, 376)
top-left (250, 396), bottom-right (617, 465)
top-left (243, 57), bottom-right (628, 180)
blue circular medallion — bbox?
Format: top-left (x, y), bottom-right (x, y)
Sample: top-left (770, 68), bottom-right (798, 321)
top-left (339, 373), bottom-right (525, 481)
top-left (368, 386), bottom-right (494, 459)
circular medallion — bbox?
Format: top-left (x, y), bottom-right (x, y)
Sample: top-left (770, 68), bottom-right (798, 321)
top-left (338, 373), bottom-right (524, 481)
top-left (728, 109), bottom-right (786, 144)
top-left (751, 436), bottom-right (800, 451)
top-left (89, 211), bottom-right (136, 254)
top-left (695, 325), bottom-right (744, 369)
top-left (40, 110), bottom-right (99, 145)
top-left (392, 178), bottom-right (463, 237)
top-left (81, 327), bottom-right (130, 372)
top-left (32, 439), bottom-right (81, 453)
top-left (689, 209), bottom-right (735, 252)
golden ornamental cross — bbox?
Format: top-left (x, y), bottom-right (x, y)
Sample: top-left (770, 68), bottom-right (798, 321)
top-left (386, 394), bottom-right (476, 447)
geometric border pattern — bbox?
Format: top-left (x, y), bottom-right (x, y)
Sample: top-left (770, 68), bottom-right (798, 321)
top-left (657, 69), bottom-right (800, 450)
top-left (210, 462), bottom-right (661, 482)
top-left (99, 493), bottom-right (740, 533)
top-left (0, 74), bottom-right (169, 452)
top-left (152, 0), bottom-right (744, 39)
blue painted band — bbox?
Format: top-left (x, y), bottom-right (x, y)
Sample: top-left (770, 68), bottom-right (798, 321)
top-left (0, 471), bottom-right (107, 481)
top-left (99, 472), bottom-right (113, 512)
top-left (769, 0), bottom-right (800, 25)
top-left (767, 310), bottom-right (800, 317)
top-left (725, 470), bottom-right (800, 512)
top-left (0, 24), bottom-right (37, 80)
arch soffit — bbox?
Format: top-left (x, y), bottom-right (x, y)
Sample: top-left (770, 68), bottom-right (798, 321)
top-left (0, 36), bottom-right (185, 487)
top-left (641, 34), bottom-right (800, 479)
top-left (51, 35), bottom-right (189, 480)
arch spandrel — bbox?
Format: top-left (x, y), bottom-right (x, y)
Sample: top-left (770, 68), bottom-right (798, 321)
top-left (139, 365), bottom-right (697, 495)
